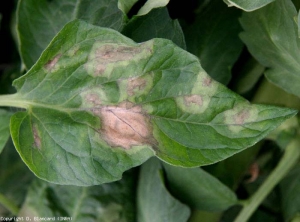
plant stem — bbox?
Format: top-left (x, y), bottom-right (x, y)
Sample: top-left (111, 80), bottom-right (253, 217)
top-left (0, 193), bottom-right (19, 215)
top-left (0, 94), bottom-right (29, 109)
top-left (234, 137), bottom-right (300, 222)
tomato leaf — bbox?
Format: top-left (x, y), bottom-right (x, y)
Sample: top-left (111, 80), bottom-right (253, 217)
top-left (19, 172), bottom-right (136, 221)
top-left (240, 0), bottom-right (300, 98)
top-left (17, 0), bottom-right (124, 69)
top-left (0, 109), bottom-right (11, 154)
top-left (8, 20), bottom-right (297, 185)
top-left (223, 0), bottom-right (274, 11)
top-left (137, 158), bottom-right (190, 221)
top-left (163, 163), bottom-right (238, 211)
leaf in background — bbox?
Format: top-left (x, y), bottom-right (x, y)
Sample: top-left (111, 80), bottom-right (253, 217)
top-left (0, 109), bottom-right (11, 154)
top-left (163, 163), bottom-right (237, 211)
top-left (6, 20), bottom-right (296, 185)
top-left (231, 58), bottom-right (265, 95)
top-left (17, 0), bottom-right (124, 69)
top-left (122, 8), bottom-right (186, 49)
top-left (137, 0), bottom-right (170, 16)
top-left (0, 139), bottom-right (34, 216)
top-left (19, 171), bottom-right (136, 221)
top-left (118, 0), bottom-right (138, 15)
top-left (137, 158), bottom-right (190, 222)
top-left (280, 164), bottom-right (300, 221)
top-left (240, 0), bottom-right (300, 98)
top-left (223, 0), bottom-right (274, 11)
top-left (184, 0), bottom-right (243, 84)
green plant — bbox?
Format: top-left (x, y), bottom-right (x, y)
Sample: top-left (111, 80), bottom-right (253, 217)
top-left (0, 0), bottom-right (300, 221)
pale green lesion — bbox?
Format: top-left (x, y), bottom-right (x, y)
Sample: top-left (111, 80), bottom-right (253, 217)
top-left (191, 72), bottom-right (219, 96)
top-left (118, 73), bottom-right (154, 103)
top-left (80, 88), bottom-right (110, 108)
top-left (43, 54), bottom-right (62, 73)
top-left (66, 45), bottom-right (80, 57)
top-left (175, 71), bottom-right (219, 114)
top-left (85, 41), bottom-right (154, 78)
top-left (223, 104), bottom-right (259, 133)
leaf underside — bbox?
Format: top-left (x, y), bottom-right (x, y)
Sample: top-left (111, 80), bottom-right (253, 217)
top-left (223, 0), bottom-right (274, 11)
top-left (9, 20), bottom-right (296, 185)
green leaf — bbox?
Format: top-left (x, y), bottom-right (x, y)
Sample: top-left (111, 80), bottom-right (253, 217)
top-left (231, 58), bottom-right (265, 95)
top-left (184, 0), bottom-right (243, 84)
top-left (0, 139), bottom-right (34, 215)
top-left (19, 171), bottom-right (136, 221)
top-left (122, 8), bottom-right (186, 49)
top-left (137, 158), bottom-right (190, 222)
top-left (280, 164), bottom-right (300, 221)
top-left (223, 0), bottom-right (274, 11)
top-left (0, 109), bottom-right (11, 154)
top-left (163, 163), bottom-right (238, 211)
top-left (118, 0), bottom-right (139, 14)
top-left (17, 0), bottom-right (124, 69)
top-left (137, 0), bottom-right (170, 16)
top-left (240, 0), bottom-right (300, 98)
top-left (5, 20), bottom-right (296, 185)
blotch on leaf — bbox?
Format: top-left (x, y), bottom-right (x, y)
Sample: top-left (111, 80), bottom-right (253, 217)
top-left (85, 42), bottom-right (153, 77)
top-left (234, 110), bottom-right (250, 125)
top-left (127, 77), bottom-right (147, 96)
top-left (32, 124), bottom-right (41, 150)
top-left (44, 54), bottom-right (61, 71)
top-left (184, 95), bottom-right (203, 107)
top-left (97, 102), bottom-right (154, 149)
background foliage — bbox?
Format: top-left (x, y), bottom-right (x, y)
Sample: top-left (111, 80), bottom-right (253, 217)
top-left (1, 0), bottom-right (300, 221)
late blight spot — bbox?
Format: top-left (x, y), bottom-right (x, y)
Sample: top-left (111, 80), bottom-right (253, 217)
top-left (85, 41), bottom-right (153, 77)
top-left (97, 101), bottom-right (154, 149)
top-left (32, 124), bottom-right (41, 150)
top-left (184, 95), bottom-right (203, 107)
top-left (234, 110), bottom-right (250, 125)
top-left (127, 77), bottom-right (147, 96)
top-left (202, 77), bottom-right (213, 87)
top-left (85, 93), bottom-right (102, 106)
top-left (224, 104), bottom-right (259, 133)
top-left (176, 94), bottom-right (210, 114)
top-left (191, 72), bottom-right (218, 96)
top-left (44, 54), bottom-right (61, 71)
top-left (80, 88), bottom-right (109, 108)
top-left (118, 74), bottom-right (154, 102)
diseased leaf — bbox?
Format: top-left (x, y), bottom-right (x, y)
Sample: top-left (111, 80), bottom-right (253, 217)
top-left (122, 8), bottom-right (186, 49)
top-left (0, 109), bottom-right (11, 154)
top-left (19, 171), bottom-right (136, 221)
top-left (223, 0), bottom-right (274, 11)
top-left (7, 20), bottom-right (296, 185)
top-left (137, 158), bottom-right (190, 222)
top-left (280, 164), bottom-right (300, 221)
top-left (137, 0), bottom-right (170, 16)
top-left (17, 0), bottom-right (124, 69)
top-left (184, 0), bottom-right (243, 84)
top-left (240, 0), bottom-right (300, 98)
top-left (163, 163), bottom-right (238, 211)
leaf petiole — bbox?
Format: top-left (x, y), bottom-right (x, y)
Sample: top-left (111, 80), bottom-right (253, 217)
top-left (234, 137), bottom-right (300, 222)
top-left (0, 94), bottom-right (29, 109)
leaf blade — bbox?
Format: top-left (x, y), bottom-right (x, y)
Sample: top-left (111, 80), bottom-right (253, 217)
top-left (137, 158), bottom-right (191, 222)
top-left (163, 163), bottom-right (238, 211)
top-left (0, 109), bottom-right (11, 154)
top-left (10, 20), bottom-right (297, 185)
top-left (240, 0), bottom-right (300, 97)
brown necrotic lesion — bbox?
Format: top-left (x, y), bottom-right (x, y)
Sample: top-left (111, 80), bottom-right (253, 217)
top-left (94, 102), bottom-right (153, 149)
